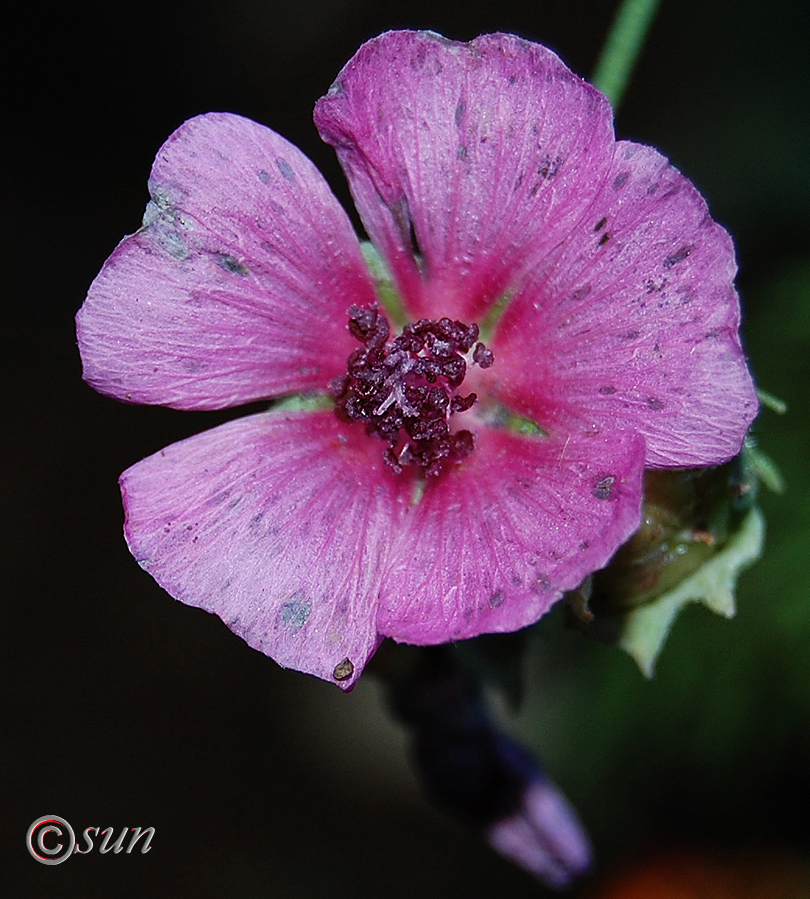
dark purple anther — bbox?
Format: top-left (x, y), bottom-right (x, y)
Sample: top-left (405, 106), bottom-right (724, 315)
top-left (473, 342), bottom-right (495, 368)
top-left (334, 305), bottom-right (494, 476)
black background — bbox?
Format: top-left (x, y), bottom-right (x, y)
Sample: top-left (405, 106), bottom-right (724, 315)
top-left (5, 0), bottom-right (809, 895)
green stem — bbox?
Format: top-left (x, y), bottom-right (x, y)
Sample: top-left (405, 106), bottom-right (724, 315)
top-left (592, 0), bottom-right (663, 110)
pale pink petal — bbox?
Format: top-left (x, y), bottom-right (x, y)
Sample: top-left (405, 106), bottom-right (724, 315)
top-left (377, 427), bottom-right (645, 644)
top-left (491, 142), bottom-right (758, 468)
top-left (486, 781), bottom-right (592, 888)
top-left (120, 410), bottom-right (412, 688)
top-left (315, 31), bottom-right (615, 322)
top-left (78, 113), bottom-right (376, 410)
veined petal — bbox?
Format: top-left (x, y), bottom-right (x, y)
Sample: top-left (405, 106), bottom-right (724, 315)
top-left (78, 113), bottom-right (375, 410)
top-left (377, 427), bottom-right (645, 644)
top-left (120, 411), bottom-right (411, 689)
top-left (315, 31), bottom-right (614, 322)
top-left (491, 142), bottom-right (758, 468)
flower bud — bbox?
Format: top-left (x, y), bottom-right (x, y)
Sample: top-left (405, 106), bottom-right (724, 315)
top-left (591, 460), bottom-right (752, 614)
top-left (385, 646), bottom-right (591, 888)
top-left (486, 778), bottom-right (592, 889)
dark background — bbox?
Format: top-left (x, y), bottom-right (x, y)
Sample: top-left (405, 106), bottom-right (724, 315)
top-left (4, 0), bottom-right (810, 895)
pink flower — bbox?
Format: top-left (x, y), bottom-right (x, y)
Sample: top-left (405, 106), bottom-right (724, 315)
top-left (76, 31), bottom-right (757, 690)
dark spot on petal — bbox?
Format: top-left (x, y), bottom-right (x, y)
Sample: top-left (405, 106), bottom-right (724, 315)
top-left (457, 145), bottom-right (468, 160)
top-left (613, 172), bottom-right (629, 189)
top-left (593, 475), bottom-right (616, 500)
top-left (279, 596), bottom-right (312, 630)
top-left (454, 100), bottom-right (465, 127)
top-left (599, 385), bottom-right (616, 394)
top-left (407, 217), bottom-right (421, 257)
top-left (276, 157), bottom-right (295, 181)
top-left (646, 182), bottom-right (659, 195)
top-left (489, 590), bottom-right (505, 608)
top-left (622, 330), bottom-right (641, 340)
top-left (664, 245), bottom-right (693, 268)
top-left (594, 216), bottom-right (608, 232)
top-left (647, 397), bottom-right (665, 410)
top-left (571, 284), bottom-right (592, 302)
top-left (598, 232), bottom-right (611, 247)
top-left (536, 154), bottom-right (562, 180)
top-left (333, 658), bottom-right (354, 681)
top-left (218, 254), bottom-right (249, 276)
top-left (258, 170), bottom-right (270, 183)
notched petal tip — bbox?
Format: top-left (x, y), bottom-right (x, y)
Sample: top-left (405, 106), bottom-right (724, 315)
top-left (77, 112), bottom-right (375, 411)
top-left (314, 29), bottom-right (615, 323)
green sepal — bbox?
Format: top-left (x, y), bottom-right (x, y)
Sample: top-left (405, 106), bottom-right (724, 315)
top-left (475, 401), bottom-right (548, 438)
top-left (619, 505), bottom-right (764, 676)
top-left (361, 241), bottom-right (408, 328)
top-left (743, 436), bottom-right (785, 494)
top-left (268, 393), bottom-right (334, 414)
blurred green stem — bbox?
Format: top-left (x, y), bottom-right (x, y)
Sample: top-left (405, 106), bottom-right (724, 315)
top-left (593, 0), bottom-right (662, 109)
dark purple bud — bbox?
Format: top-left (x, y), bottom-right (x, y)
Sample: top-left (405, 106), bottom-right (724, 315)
top-left (387, 648), bottom-right (591, 889)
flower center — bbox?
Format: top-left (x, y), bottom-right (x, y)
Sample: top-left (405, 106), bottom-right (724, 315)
top-left (331, 305), bottom-right (494, 477)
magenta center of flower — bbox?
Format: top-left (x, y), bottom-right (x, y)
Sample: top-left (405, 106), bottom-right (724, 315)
top-left (331, 305), bottom-right (494, 477)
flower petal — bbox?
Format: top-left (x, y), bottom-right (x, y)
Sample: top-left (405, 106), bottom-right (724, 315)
top-left (491, 142), bottom-right (758, 468)
top-left (120, 410), bottom-right (411, 688)
top-left (376, 427), bottom-right (645, 644)
top-left (315, 31), bottom-right (614, 322)
top-left (78, 113), bottom-right (375, 410)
